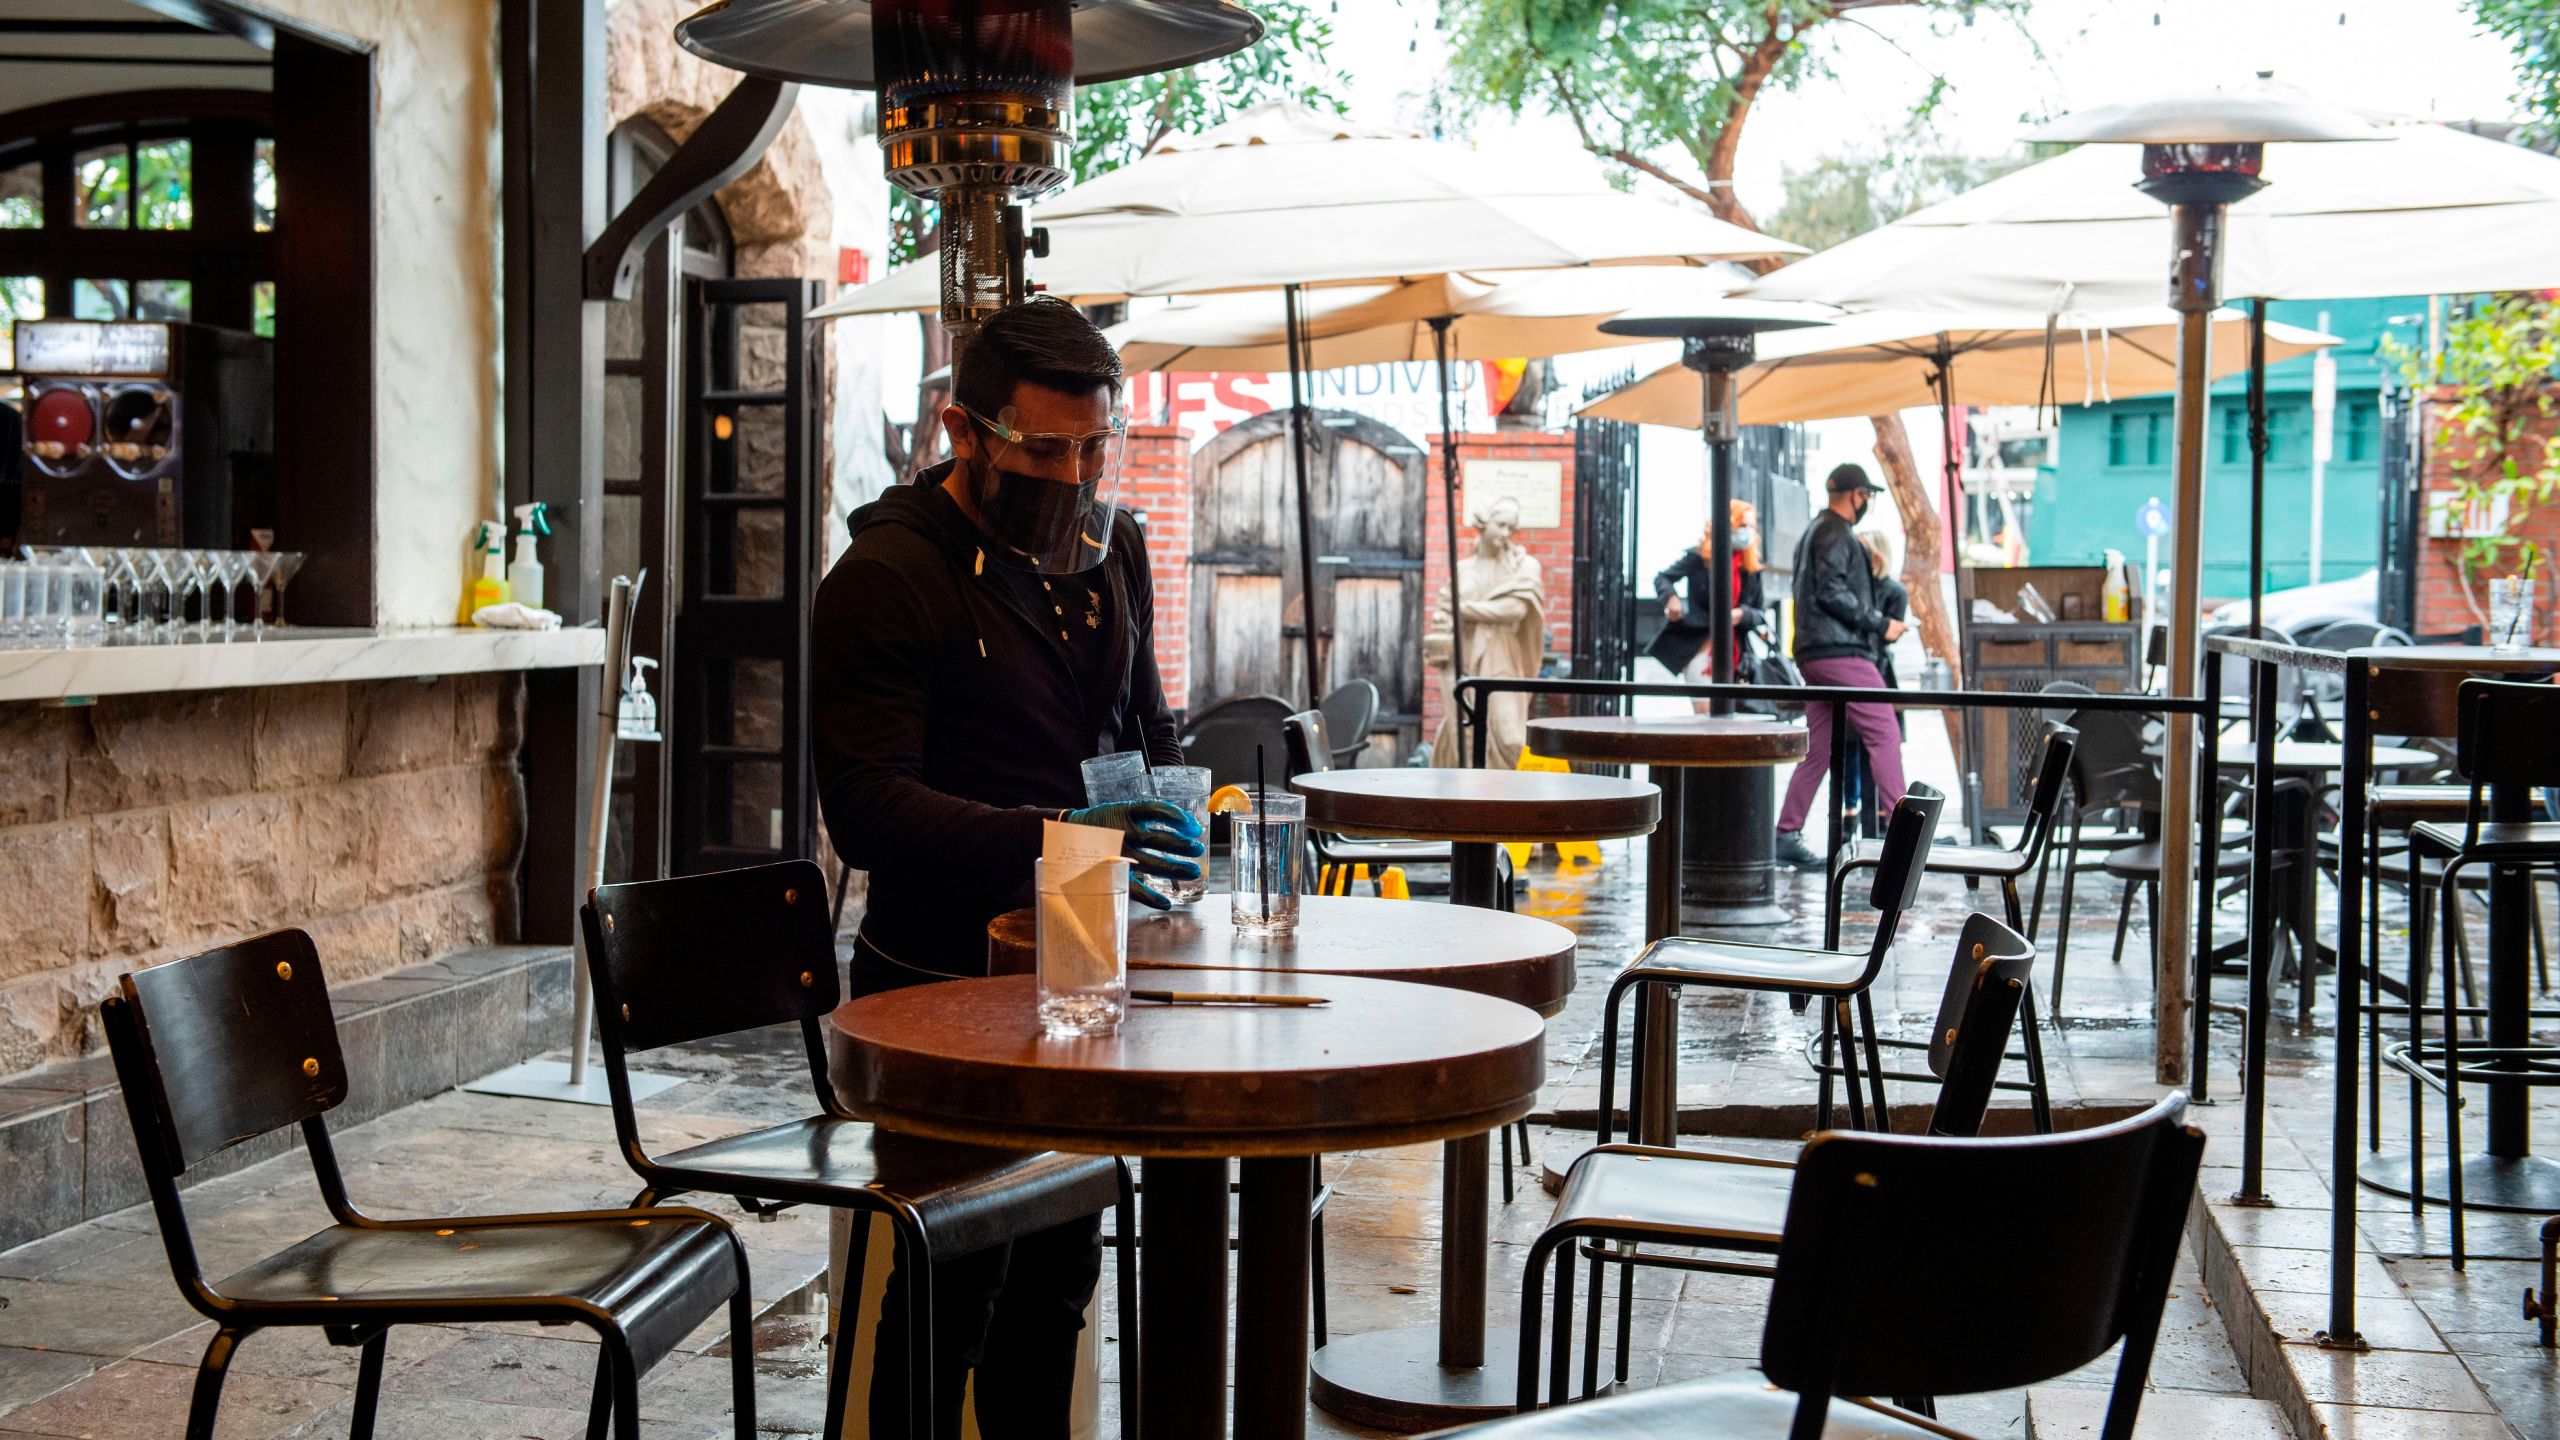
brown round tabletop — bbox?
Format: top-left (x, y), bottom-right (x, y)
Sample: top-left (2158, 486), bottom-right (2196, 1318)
top-left (1526, 713), bottom-right (1809, 768)
top-left (827, 968), bottom-right (1544, 1160)
top-left (986, 896), bottom-right (1577, 1017)
top-left (1290, 767), bottom-right (1659, 843)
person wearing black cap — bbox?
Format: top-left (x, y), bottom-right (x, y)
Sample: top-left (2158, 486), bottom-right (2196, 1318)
top-left (1773, 462), bottom-right (1909, 869)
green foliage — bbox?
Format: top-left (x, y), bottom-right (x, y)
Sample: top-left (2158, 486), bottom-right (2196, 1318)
top-left (1765, 143), bottom-right (2025, 251)
top-left (888, 1), bottom-right (1344, 265)
top-left (2384, 294), bottom-right (2560, 590)
top-left (1437, 0), bottom-right (2025, 194)
top-left (2473, 0), bottom-right (2560, 146)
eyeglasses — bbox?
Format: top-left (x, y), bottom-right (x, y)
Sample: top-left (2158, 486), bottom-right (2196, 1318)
top-left (961, 405), bottom-right (1126, 474)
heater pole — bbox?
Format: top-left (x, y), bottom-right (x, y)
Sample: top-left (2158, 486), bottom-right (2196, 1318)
top-left (1432, 318), bottom-right (1465, 741)
top-left (2155, 198), bottom-right (2225, 1088)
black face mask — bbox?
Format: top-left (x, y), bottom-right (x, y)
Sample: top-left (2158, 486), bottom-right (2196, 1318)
top-left (1850, 494), bottom-right (1871, 524)
top-left (973, 457), bottom-right (1101, 570)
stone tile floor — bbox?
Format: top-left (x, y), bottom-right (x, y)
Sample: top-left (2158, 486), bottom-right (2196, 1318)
top-left (0, 827), bottom-right (2549, 1437)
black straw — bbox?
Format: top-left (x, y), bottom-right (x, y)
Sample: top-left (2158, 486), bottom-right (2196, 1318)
top-left (1256, 743), bottom-right (1271, 922)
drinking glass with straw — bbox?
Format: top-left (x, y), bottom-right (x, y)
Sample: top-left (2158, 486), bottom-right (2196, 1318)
top-left (2492, 545), bottom-right (2540, 652)
top-left (1232, 745), bottom-right (1304, 935)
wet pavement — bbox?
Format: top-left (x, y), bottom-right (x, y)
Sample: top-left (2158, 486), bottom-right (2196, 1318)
top-left (0, 811), bottom-right (2550, 1438)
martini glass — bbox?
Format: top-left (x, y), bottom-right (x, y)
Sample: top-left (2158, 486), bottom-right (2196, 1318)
top-left (98, 548), bottom-right (135, 632)
top-left (268, 552), bottom-right (306, 627)
top-left (131, 551), bottom-right (171, 640)
top-left (245, 551), bottom-right (281, 629)
top-left (173, 550), bottom-right (210, 640)
top-left (212, 551), bottom-right (253, 636)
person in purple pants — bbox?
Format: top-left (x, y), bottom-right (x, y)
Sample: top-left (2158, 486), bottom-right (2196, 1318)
top-left (1773, 464), bottom-right (1909, 870)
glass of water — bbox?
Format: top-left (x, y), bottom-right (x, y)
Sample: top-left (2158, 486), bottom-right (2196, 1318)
top-left (1080, 750), bottom-right (1152, 805)
top-left (1037, 856), bottom-right (1129, 1037)
top-left (2490, 577), bottom-right (2536, 651)
top-left (0, 565), bottom-right (24, 648)
top-left (1231, 793), bottom-right (1306, 935)
top-left (1147, 765), bottom-right (1213, 905)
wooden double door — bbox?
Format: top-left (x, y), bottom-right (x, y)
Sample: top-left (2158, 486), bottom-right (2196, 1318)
top-left (1188, 408), bottom-right (1426, 762)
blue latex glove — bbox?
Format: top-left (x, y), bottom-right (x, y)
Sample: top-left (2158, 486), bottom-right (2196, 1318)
top-left (1061, 799), bottom-right (1206, 910)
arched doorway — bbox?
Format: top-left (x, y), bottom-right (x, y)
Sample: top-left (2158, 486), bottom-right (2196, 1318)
top-left (1189, 408), bottom-right (1427, 761)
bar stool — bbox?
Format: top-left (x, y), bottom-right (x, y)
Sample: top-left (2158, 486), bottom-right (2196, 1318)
top-left (1597, 785), bottom-right (1945, 1142)
top-left (1825, 721), bottom-right (2074, 945)
top-left (2388, 679), bottom-right (2560, 1265)
top-left (1528, 911), bottom-right (2039, 1407)
top-left (101, 931), bottom-right (757, 1440)
top-left (581, 860), bottom-right (1133, 1440)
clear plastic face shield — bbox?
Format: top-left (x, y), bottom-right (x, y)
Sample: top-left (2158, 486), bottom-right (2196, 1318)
top-left (959, 403), bottom-right (1128, 574)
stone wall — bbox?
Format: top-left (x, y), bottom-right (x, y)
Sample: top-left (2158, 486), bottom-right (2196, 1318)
top-left (0, 676), bottom-right (522, 1074)
top-left (2413, 384), bottom-right (2560, 643)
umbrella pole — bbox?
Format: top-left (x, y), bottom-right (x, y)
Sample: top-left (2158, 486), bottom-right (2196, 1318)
top-left (2248, 298), bottom-right (2268, 633)
top-left (1431, 317), bottom-right (1467, 757)
top-left (1284, 282), bottom-right (1323, 705)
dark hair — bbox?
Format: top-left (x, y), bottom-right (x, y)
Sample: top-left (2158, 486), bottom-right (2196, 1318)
top-left (952, 296), bottom-right (1124, 417)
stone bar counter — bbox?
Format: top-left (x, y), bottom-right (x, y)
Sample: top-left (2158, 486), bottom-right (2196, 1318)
top-left (0, 626), bottom-right (607, 705)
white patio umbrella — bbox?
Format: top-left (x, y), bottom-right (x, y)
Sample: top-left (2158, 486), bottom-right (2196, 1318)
top-left (1581, 309), bottom-right (2337, 427)
top-left (1739, 116), bottom-right (2560, 315)
top-left (819, 100), bottom-right (1798, 700)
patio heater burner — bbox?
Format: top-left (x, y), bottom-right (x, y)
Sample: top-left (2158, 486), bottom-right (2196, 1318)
top-left (675, 0), bottom-right (1263, 348)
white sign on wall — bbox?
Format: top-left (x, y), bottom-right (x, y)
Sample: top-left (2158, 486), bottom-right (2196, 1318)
top-left (1461, 458), bottom-right (1564, 530)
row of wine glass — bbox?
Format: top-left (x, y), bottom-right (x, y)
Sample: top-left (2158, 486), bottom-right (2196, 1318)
top-left (8, 547), bottom-right (308, 646)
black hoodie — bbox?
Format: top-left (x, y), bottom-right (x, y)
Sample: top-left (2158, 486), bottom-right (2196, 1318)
top-left (811, 462), bottom-right (1181, 974)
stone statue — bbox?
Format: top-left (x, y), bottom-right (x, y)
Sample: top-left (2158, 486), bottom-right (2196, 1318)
top-left (1425, 496), bottom-right (1546, 772)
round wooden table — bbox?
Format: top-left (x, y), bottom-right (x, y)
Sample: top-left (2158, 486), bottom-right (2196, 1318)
top-left (1281, 770), bottom-right (1649, 1429)
top-left (1290, 768), bottom-right (1659, 909)
top-left (1528, 715), bottom-right (1808, 931)
top-left (828, 969), bottom-right (1545, 1440)
top-left (990, 896), bottom-right (1575, 1430)
top-left (988, 895), bottom-right (1577, 1018)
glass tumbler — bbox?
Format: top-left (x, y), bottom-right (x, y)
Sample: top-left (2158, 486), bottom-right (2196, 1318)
top-left (1231, 793), bottom-right (1306, 935)
top-left (2490, 577), bottom-right (2536, 650)
top-left (1147, 765), bottom-right (1214, 905)
top-left (1036, 856), bottom-right (1129, 1037)
top-left (63, 562), bottom-right (103, 644)
top-left (1080, 750), bottom-right (1152, 806)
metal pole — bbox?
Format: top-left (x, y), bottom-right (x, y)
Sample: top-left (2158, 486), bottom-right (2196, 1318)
top-left (2328, 655), bottom-right (2371, 1347)
top-left (569, 573), bottom-right (633, 1086)
top-left (1702, 368), bottom-right (1736, 713)
top-left (2248, 298), bottom-right (2268, 632)
top-left (1283, 282), bottom-right (1323, 705)
top-left (2237, 651), bottom-right (2277, 1204)
top-left (2156, 199), bottom-right (2226, 1087)
top-left (1432, 317), bottom-right (1467, 750)
top-left (2192, 648), bottom-right (2222, 1101)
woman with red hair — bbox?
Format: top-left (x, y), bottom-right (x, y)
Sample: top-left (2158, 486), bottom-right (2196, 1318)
top-left (1646, 499), bottom-right (1766, 710)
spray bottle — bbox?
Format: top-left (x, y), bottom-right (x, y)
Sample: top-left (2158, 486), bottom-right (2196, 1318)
top-left (469, 520), bottom-right (511, 615)
top-left (510, 501), bottom-right (551, 611)
top-left (2101, 549), bottom-right (2132, 624)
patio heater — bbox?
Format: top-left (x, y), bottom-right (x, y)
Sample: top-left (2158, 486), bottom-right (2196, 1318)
top-left (1598, 302), bottom-right (1828, 926)
top-left (2033, 90), bottom-right (2373, 1094)
top-left (674, 0), bottom-right (1262, 350)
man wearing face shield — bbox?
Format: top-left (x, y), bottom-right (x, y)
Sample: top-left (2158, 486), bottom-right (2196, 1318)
top-left (1774, 463), bottom-right (1909, 871)
top-left (810, 297), bottom-right (1199, 1438)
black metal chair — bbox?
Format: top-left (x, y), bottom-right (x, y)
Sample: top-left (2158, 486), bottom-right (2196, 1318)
top-left (2388, 679), bottom-right (2560, 1266)
top-left (581, 859), bottom-right (1132, 1440)
top-left (1526, 911), bottom-right (2040, 1408)
top-left (1317, 678), bottom-right (1382, 767)
top-left (1828, 722), bottom-right (2074, 946)
top-left (1282, 708), bottom-right (1468, 890)
top-left (1462, 1092), bottom-right (2204, 1440)
top-left (100, 930), bottom-right (756, 1440)
top-left (1599, 784), bottom-right (1947, 1143)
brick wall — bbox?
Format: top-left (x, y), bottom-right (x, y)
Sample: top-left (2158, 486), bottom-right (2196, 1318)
top-left (2413, 389), bottom-right (2560, 643)
top-left (1421, 430), bottom-right (1579, 742)
top-left (0, 676), bottom-right (523, 1074)
top-left (1123, 422), bottom-right (1196, 706)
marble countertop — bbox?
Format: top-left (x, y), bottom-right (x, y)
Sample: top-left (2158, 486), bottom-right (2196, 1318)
top-left (0, 626), bottom-right (610, 703)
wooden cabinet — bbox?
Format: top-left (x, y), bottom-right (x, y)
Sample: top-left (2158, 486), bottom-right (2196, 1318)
top-left (1963, 622), bottom-right (2138, 825)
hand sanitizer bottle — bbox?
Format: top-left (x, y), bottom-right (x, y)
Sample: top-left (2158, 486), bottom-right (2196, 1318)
top-left (510, 502), bottom-right (550, 611)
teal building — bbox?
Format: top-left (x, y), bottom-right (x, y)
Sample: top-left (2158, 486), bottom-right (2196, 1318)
top-left (2029, 296), bottom-right (2428, 599)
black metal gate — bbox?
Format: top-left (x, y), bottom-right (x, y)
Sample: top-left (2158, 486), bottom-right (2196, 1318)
top-left (2377, 383), bottom-right (2421, 636)
top-left (1571, 407), bottom-right (1639, 696)
top-left (670, 276), bottom-right (823, 874)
